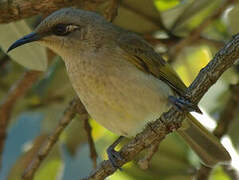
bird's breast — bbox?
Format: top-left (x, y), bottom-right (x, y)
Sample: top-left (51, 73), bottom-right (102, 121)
top-left (64, 51), bottom-right (173, 137)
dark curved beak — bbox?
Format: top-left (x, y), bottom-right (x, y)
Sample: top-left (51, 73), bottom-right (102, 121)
top-left (7, 32), bottom-right (41, 53)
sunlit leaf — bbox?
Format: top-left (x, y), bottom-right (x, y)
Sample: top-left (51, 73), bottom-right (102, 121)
top-left (35, 158), bottom-right (63, 180)
top-left (154, 0), bottom-right (180, 11)
top-left (174, 46), bottom-right (211, 86)
top-left (211, 166), bottom-right (231, 180)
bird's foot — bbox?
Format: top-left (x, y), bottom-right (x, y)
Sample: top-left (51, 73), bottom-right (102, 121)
top-left (107, 146), bottom-right (124, 170)
top-left (107, 136), bottom-right (124, 170)
top-left (168, 96), bottom-right (202, 114)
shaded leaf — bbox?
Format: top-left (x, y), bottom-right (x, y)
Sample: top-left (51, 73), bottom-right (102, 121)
top-left (114, 0), bottom-right (163, 33)
top-left (0, 20), bottom-right (47, 71)
top-left (224, 3), bottom-right (239, 35)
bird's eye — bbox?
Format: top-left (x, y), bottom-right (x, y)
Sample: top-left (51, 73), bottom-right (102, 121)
top-left (52, 24), bottom-right (69, 36)
top-left (52, 24), bottom-right (79, 36)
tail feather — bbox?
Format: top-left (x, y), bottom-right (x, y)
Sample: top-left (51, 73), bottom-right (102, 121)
top-left (177, 114), bottom-right (231, 167)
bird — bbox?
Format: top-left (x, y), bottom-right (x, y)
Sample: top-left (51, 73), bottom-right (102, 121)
top-left (7, 8), bottom-right (231, 168)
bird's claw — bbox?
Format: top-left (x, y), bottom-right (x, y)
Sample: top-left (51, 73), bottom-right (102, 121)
top-left (107, 146), bottom-right (123, 170)
top-left (106, 136), bottom-right (124, 170)
top-left (168, 96), bottom-right (202, 114)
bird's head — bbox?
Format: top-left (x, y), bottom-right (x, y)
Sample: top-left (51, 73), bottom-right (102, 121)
top-left (7, 8), bottom-right (112, 56)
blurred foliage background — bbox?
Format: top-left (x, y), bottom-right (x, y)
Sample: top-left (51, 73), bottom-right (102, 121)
top-left (0, 0), bottom-right (239, 179)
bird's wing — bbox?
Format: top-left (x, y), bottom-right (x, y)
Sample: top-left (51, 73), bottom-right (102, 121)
top-left (117, 32), bottom-right (187, 96)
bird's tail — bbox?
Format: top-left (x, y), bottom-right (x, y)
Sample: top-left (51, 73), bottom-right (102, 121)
top-left (177, 113), bottom-right (231, 167)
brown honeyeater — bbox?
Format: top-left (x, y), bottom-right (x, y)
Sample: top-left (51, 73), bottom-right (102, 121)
top-left (8, 8), bottom-right (231, 167)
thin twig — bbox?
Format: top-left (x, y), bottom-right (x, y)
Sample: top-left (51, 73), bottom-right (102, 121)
top-left (84, 118), bottom-right (98, 169)
top-left (0, 54), bottom-right (10, 69)
top-left (144, 34), bottom-right (224, 50)
top-left (81, 33), bottom-right (239, 180)
top-left (0, 70), bottom-right (41, 167)
top-left (138, 140), bottom-right (159, 170)
top-left (196, 166), bottom-right (211, 180)
top-left (21, 98), bottom-right (87, 180)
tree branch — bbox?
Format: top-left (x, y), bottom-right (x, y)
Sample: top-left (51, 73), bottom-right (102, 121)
top-left (0, 70), bottom-right (41, 167)
top-left (0, 0), bottom-right (106, 24)
top-left (81, 33), bottom-right (239, 180)
top-left (22, 98), bottom-right (88, 180)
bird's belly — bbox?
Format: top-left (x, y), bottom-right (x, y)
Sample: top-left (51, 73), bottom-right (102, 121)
top-left (65, 59), bottom-right (173, 137)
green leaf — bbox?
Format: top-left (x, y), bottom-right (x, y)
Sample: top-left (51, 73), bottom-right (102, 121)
top-left (35, 158), bottom-right (63, 180)
top-left (154, 0), bottom-right (180, 11)
top-left (211, 166), bottom-right (231, 180)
